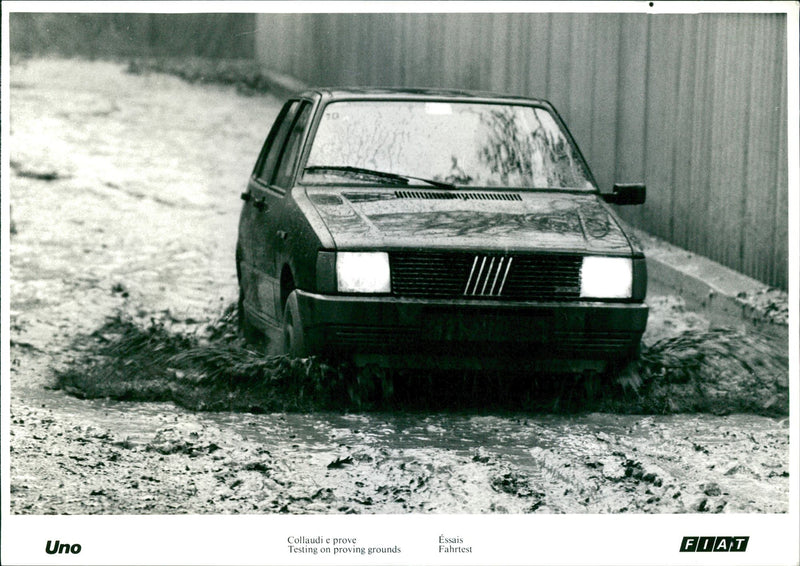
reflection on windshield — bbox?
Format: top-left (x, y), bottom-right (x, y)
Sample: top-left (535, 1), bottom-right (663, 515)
top-left (303, 101), bottom-right (594, 190)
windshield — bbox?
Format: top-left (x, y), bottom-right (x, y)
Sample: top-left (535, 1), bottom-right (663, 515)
top-left (302, 100), bottom-right (594, 190)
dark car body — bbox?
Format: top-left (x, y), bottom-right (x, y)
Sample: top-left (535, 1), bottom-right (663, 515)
top-left (236, 88), bottom-right (648, 370)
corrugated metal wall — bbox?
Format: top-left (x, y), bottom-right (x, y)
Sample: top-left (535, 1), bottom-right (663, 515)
top-left (255, 13), bottom-right (788, 289)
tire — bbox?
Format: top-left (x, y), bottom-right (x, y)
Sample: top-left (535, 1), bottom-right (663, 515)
top-left (238, 288), bottom-right (262, 345)
top-left (281, 291), bottom-right (309, 357)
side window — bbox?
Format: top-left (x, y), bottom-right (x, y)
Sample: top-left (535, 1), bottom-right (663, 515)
top-left (272, 102), bottom-right (313, 189)
top-left (253, 101), bottom-right (300, 184)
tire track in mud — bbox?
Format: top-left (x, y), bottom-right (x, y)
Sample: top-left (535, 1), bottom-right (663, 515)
top-left (519, 434), bottom-right (688, 513)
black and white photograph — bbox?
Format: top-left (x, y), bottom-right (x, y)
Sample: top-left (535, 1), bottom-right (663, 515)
top-left (1, 2), bottom-right (798, 565)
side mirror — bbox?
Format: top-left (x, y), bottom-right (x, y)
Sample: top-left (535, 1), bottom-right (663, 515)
top-left (602, 183), bottom-right (646, 205)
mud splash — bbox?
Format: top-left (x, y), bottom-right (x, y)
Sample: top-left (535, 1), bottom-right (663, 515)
top-left (53, 305), bottom-right (349, 413)
top-left (53, 303), bottom-right (789, 416)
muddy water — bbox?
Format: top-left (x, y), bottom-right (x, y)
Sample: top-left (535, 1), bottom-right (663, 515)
top-left (7, 59), bottom-right (790, 514)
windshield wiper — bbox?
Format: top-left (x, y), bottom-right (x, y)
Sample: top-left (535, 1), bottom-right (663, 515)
top-left (304, 165), bottom-right (456, 190)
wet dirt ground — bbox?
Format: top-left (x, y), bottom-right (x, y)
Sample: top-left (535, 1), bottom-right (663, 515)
top-left (6, 59), bottom-right (790, 514)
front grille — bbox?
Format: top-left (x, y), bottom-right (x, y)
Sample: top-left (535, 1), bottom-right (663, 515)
top-left (390, 252), bottom-right (582, 300)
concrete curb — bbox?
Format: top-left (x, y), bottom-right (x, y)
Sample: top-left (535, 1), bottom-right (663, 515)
top-left (633, 228), bottom-right (788, 339)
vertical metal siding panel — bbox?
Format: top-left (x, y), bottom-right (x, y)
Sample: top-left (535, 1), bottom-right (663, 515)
top-left (733, 17), bottom-right (755, 275)
top-left (705, 15), bottom-right (728, 265)
top-left (524, 14), bottom-right (550, 98)
top-left (670, 16), bottom-right (698, 250)
top-left (295, 14), bottom-right (305, 79)
top-left (254, 14), bottom-right (267, 68)
top-left (282, 14), bottom-right (299, 75)
top-left (357, 16), bottom-right (371, 85)
top-left (462, 14), bottom-right (480, 88)
top-left (297, 15), bottom-right (309, 80)
top-left (463, 15), bottom-right (482, 89)
top-left (590, 14), bottom-right (621, 194)
top-left (643, 16), bottom-right (679, 240)
top-left (773, 22), bottom-right (788, 289)
top-left (338, 13), bottom-right (350, 84)
top-left (370, 14), bottom-right (380, 83)
top-left (442, 14), bottom-right (459, 87)
top-left (318, 14), bottom-right (332, 84)
top-left (407, 14), bottom-right (422, 86)
top-left (614, 14), bottom-right (648, 228)
top-left (446, 15), bottom-right (463, 87)
top-left (375, 14), bottom-right (394, 85)
top-left (430, 14), bottom-right (447, 87)
top-left (462, 14), bottom-right (477, 88)
top-left (341, 13), bottom-right (355, 84)
top-left (397, 14), bottom-right (410, 86)
top-left (506, 14), bottom-right (524, 94)
top-left (687, 15), bottom-right (715, 261)
top-left (487, 15), bottom-right (506, 88)
top-left (312, 14), bottom-right (324, 79)
top-left (664, 16), bottom-right (683, 242)
top-left (708, 16), bottom-right (751, 272)
top-left (479, 15), bottom-right (494, 89)
top-left (547, 14), bottom-right (572, 116)
top-left (409, 14), bottom-right (422, 85)
top-left (423, 13), bottom-right (437, 85)
top-left (501, 13), bottom-right (515, 92)
top-left (256, 14), bottom-right (285, 73)
top-left (282, 15), bottom-right (294, 77)
top-left (309, 15), bottom-right (325, 84)
top-left (359, 14), bottom-right (373, 84)
top-left (469, 15), bottom-right (486, 89)
top-left (742, 16), bottom-right (778, 283)
top-left (567, 16), bottom-right (594, 160)
top-left (363, 14), bottom-right (376, 84)
top-left (732, 17), bottom-right (756, 275)
top-left (440, 14), bottom-right (457, 87)
top-left (255, 14), bottom-right (270, 70)
top-left (396, 13), bottom-right (408, 86)
top-left (289, 15), bottom-right (302, 79)
top-left (383, 14), bottom-right (396, 85)
top-left (283, 15), bottom-right (294, 77)
top-left (462, 14), bottom-right (479, 87)
top-left (339, 14), bottom-right (356, 85)
top-left (331, 14), bottom-right (344, 84)
top-left (319, 14), bottom-right (334, 83)
top-left (419, 14), bottom-right (432, 86)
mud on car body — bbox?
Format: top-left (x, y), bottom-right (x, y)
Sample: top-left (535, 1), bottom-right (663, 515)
top-left (236, 88), bottom-right (647, 370)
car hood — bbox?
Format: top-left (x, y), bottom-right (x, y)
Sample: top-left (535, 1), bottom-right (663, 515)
top-left (302, 188), bottom-right (636, 255)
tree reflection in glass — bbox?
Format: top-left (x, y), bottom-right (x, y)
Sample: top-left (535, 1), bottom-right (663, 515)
top-left (303, 100), bottom-right (594, 191)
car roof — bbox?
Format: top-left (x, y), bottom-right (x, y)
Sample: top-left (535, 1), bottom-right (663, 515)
top-left (298, 87), bottom-right (551, 106)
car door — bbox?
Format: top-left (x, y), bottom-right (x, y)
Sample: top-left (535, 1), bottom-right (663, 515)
top-left (240, 100), bottom-right (300, 326)
top-left (242, 99), bottom-right (313, 326)
top-left (262, 100), bottom-right (314, 319)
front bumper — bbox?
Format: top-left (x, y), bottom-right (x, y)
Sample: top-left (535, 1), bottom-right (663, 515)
top-left (294, 290), bottom-right (648, 362)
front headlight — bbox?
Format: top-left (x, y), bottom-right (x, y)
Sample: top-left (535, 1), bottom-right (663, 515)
top-left (580, 256), bottom-right (632, 299)
top-left (336, 252), bottom-right (391, 293)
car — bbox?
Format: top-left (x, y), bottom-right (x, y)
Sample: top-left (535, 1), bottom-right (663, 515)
top-left (236, 88), bottom-right (648, 371)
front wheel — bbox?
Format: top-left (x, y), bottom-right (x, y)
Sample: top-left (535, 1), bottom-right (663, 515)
top-left (281, 291), bottom-right (309, 357)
